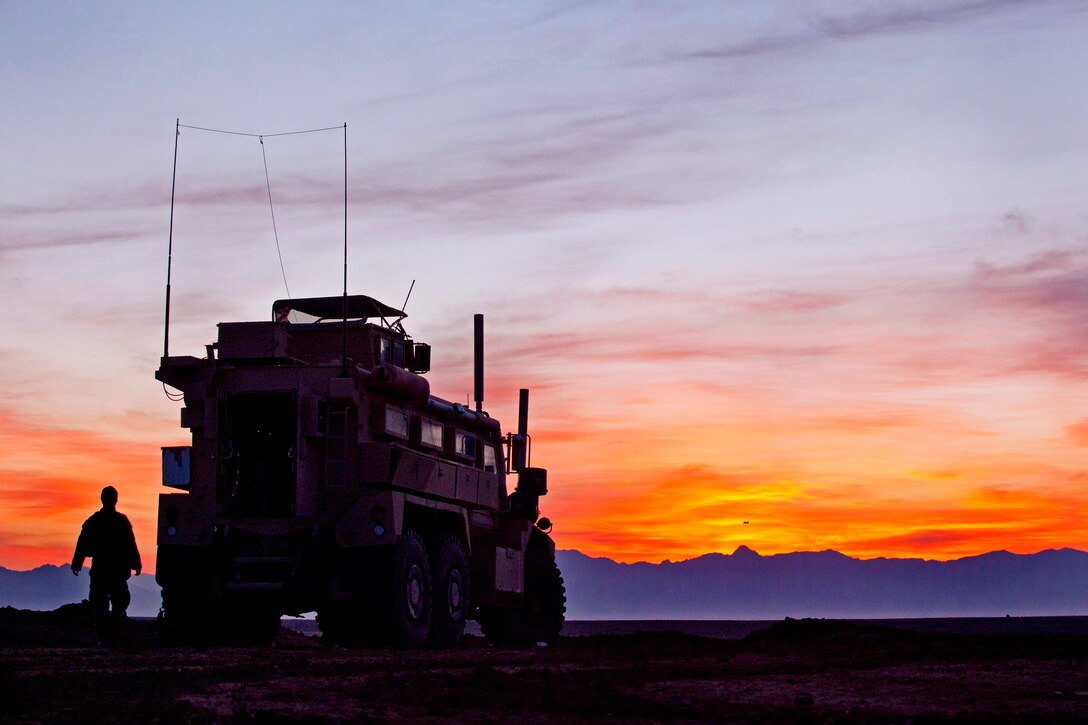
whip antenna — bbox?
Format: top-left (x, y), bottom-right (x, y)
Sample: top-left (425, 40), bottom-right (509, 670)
top-left (164, 118), bottom-right (179, 359)
top-left (341, 122), bottom-right (348, 374)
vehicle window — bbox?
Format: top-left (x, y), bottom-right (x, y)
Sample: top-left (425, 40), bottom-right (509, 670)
top-left (420, 418), bottom-right (443, 448)
top-left (456, 431), bottom-right (476, 458)
top-left (384, 406), bottom-right (409, 438)
top-left (379, 338), bottom-right (407, 367)
top-left (482, 444), bottom-right (497, 473)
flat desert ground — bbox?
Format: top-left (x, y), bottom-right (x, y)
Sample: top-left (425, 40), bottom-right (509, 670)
top-left (3, 605), bottom-right (1088, 723)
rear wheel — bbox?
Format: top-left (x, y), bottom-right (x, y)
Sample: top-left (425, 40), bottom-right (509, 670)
top-left (316, 602), bottom-right (358, 645)
top-left (159, 588), bottom-right (281, 645)
top-left (318, 551), bottom-right (386, 646)
top-left (215, 603), bottom-right (281, 645)
top-left (158, 585), bottom-right (202, 645)
top-left (385, 530), bottom-right (431, 648)
top-left (428, 536), bottom-right (469, 647)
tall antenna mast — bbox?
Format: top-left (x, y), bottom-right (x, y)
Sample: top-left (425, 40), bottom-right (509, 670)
top-left (163, 118), bottom-right (179, 359)
top-left (341, 122), bottom-right (348, 375)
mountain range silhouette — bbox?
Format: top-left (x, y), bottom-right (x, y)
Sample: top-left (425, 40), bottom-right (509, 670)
top-left (556, 546), bottom-right (1088, 620)
top-left (4, 547), bottom-right (1087, 620)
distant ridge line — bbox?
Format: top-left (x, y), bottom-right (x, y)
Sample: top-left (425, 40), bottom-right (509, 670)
top-left (4, 547), bottom-right (1088, 621)
top-left (555, 546), bottom-right (1088, 620)
top-left (561, 544), bottom-right (1088, 566)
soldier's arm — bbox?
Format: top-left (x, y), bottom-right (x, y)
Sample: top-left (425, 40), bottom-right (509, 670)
top-left (125, 516), bottom-right (142, 575)
top-left (72, 523), bottom-right (89, 574)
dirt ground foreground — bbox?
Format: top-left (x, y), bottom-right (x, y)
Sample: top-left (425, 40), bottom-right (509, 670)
top-left (3, 604), bottom-right (1088, 723)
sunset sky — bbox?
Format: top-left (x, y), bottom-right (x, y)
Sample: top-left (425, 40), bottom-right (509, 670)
top-left (2, 1), bottom-right (1087, 571)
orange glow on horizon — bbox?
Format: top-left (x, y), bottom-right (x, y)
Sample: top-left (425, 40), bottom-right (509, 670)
top-left (2, 332), bottom-right (1087, 571)
top-left (530, 394), bottom-right (1088, 564)
top-left (0, 409), bottom-right (170, 572)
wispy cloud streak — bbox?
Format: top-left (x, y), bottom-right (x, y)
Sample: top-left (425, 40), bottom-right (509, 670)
top-left (680, 0), bottom-right (1038, 62)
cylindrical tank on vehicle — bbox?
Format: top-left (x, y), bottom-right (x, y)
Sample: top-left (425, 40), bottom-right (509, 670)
top-left (366, 363), bottom-right (430, 401)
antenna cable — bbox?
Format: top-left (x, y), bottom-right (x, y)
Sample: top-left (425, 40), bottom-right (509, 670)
top-left (259, 136), bottom-right (292, 301)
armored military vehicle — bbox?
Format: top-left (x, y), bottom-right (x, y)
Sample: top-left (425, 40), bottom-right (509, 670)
top-left (155, 295), bottom-right (564, 646)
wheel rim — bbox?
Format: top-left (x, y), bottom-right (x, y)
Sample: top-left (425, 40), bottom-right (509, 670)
top-left (406, 563), bottom-right (425, 621)
top-left (446, 569), bottom-right (463, 618)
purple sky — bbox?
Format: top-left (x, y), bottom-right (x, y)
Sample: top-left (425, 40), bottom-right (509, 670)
top-left (1, 1), bottom-right (1087, 567)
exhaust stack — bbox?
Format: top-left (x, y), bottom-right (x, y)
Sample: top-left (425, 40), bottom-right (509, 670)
top-left (517, 388), bottom-right (529, 437)
top-left (474, 313), bottom-right (484, 412)
top-left (512, 387), bottom-right (529, 471)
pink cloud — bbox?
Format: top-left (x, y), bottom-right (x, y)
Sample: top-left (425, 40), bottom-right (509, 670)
top-left (1068, 419), bottom-right (1088, 447)
top-left (739, 290), bottom-right (847, 314)
top-left (679, 0), bottom-right (1031, 62)
top-left (0, 228), bottom-right (145, 253)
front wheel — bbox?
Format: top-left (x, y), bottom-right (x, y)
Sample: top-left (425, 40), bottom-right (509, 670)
top-left (479, 549), bottom-right (565, 645)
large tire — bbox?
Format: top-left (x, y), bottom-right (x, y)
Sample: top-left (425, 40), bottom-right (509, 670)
top-left (385, 530), bottom-right (432, 648)
top-left (476, 604), bottom-right (511, 643)
top-left (160, 589), bottom-right (280, 646)
top-left (316, 602), bottom-right (357, 645)
top-left (318, 551), bottom-right (386, 646)
top-left (216, 604), bottom-right (281, 645)
top-left (479, 541), bottom-right (566, 645)
top-left (158, 584), bottom-right (202, 645)
top-left (428, 536), bottom-right (469, 647)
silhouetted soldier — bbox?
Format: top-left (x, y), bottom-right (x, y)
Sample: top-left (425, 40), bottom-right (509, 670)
top-left (72, 486), bottom-right (142, 645)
